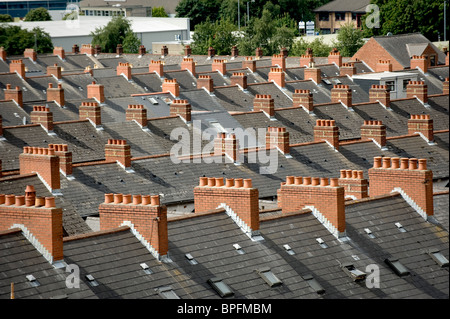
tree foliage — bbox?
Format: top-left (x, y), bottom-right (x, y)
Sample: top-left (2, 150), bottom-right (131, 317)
top-left (290, 37), bottom-right (332, 57)
top-left (333, 22), bottom-right (364, 57)
top-left (191, 18), bottom-right (237, 55)
top-left (0, 14), bottom-right (13, 22)
top-left (24, 7), bottom-right (52, 21)
top-left (0, 25), bottom-right (53, 55)
top-left (90, 16), bottom-right (141, 53)
top-left (152, 7), bottom-right (169, 17)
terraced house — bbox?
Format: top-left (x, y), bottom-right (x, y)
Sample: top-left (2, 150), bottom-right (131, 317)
top-left (0, 35), bottom-right (448, 300)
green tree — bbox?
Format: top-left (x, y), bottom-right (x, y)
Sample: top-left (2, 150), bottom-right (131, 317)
top-left (0, 14), bottom-right (13, 22)
top-left (191, 18), bottom-right (237, 55)
top-left (0, 25), bottom-right (53, 55)
top-left (122, 32), bottom-right (141, 53)
top-left (24, 7), bottom-right (52, 21)
top-left (176, 0), bottom-right (220, 30)
top-left (290, 37), bottom-right (332, 57)
top-left (333, 22), bottom-right (364, 57)
top-left (152, 7), bottom-right (169, 17)
top-left (90, 16), bottom-right (140, 53)
top-left (361, 0), bottom-right (449, 41)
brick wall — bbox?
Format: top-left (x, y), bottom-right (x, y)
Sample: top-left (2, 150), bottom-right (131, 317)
top-left (352, 38), bottom-right (403, 71)
top-left (338, 170), bottom-right (368, 199)
top-left (105, 139), bottom-right (131, 168)
top-left (19, 147), bottom-right (60, 191)
top-left (149, 60), bottom-right (164, 77)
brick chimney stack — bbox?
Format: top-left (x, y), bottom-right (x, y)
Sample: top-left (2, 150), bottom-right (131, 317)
top-left (46, 83), bottom-right (65, 107)
top-left (197, 75), bottom-right (214, 93)
top-left (194, 177), bottom-right (260, 239)
top-left (406, 81), bottom-right (428, 105)
top-left (443, 78), bottom-right (449, 95)
top-left (360, 120), bottom-right (387, 149)
top-left (19, 147), bottom-right (60, 192)
top-left (170, 99), bottom-right (191, 123)
top-left (214, 133), bottom-right (239, 163)
top-left (0, 192), bottom-right (63, 264)
top-left (272, 54), bottom-right (286, 71)
top-left (268, 67), bottom-right (285, 88)
top-left (99, 193), bottom-right (168, 260)
top-left (105, 139), bottom-right (131, 169)
top-left (328, 49), bottom-right (342, 67)
top-left (338, 170), bottom-right (368, 200)
top-left (79, 101), bottom-right (102, 127)
top-left (53, 47), bottom-right (65, 60)
top-left (212, 59), bottom-right (227, 75)
top-left (253, 94), bottom-right (275, 118)
top-left (292, 89), bottom-right (314, 112)
top-left (48, 144), bottom-right (73, 176)
top-left (408, 114), bottom-right (434, 143)
top-left (410, 55), bottom-right (428, 73)
top-left (138, 45), bottom-right (146, 56)
top-left (181, 58), bottom-right (196, 76)
top-left (304, 63), bottom-right (321, 84)
top-left (9, 60), bottom-right (26, 79)
top-left (4, 84), bottom-right (23, 107)
top-left (30, 106), bottom-right (54, 132)
top-left (116, 44), bottom-right (123, 56)
top-left (340, 63), bottom-right (356, 77)
top-left (255, 47), bottom-right (263, 58)
top-left (126, 104), bottom-right (148, 127)
top-left (0, 47), bottom-right (7, 61)
top-left (331, 84), bottom-right (352, 108)
top-left (266, 127), bottom-right (290, 155)
top-left (230, 72), bottom-right (247, 90)
top-left (72, 44), bottom-right (80, 54)
top-left (184, 45), bottom-right (191, 57)
top-left (117, 62), bottom-right (132, 80)
top-left (277, 176), bottom-right (346, 238)
top-left (80, 44), bottom-right (95, 56)
top-left (376, 59), bottom-right (393, 72)
top-left (369, 84), bottom-right (390, 108)
top-left (149, 60), bottom-right (164, 77)
top-left (314, 119), bottom-right (340, 150)
top-left (300, 49), bottom-right (314, 67)
top-left (369, 157), bottom-right (433, 220)
top-left (243, 57), bottom-right (256, 72)
top-left (24, 48), bottom-right (37, 62)
top-left (47, 64), bottom-right (62, 80)
top-left (87, 81), bottom-right (105, 103)
top-left (162, 79), bottom-right (180, 97)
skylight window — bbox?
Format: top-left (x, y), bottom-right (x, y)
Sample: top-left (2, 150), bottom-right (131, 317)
top-left (85, 274), bottom-right (99, 287)
top-left (140, 263), bottom-right (153, 275)
top-left (322, 79), bottom-right (332, 85)
top-left (302, 274), bottom-right (325, 294)
top-left (257, 267), bottom-right (283, 288)
top-left (185, 253), bottom-right (198, 265)
top-left (341, 262), bottom-right (367, 282)
top-left (283, 244), bottom-right (295, 255)
top-left (364, 228), bottom-right (376, 239)
top-left (207, 278), bottom-right (234, 298)
top-left (155, 286), bottom-right (180, 299)
top-left (384, 258), bottom-right (409, 277)
top-left (233, 243), bottom-right (245, 255)
top-left (316, 238), bottom-right (328, 249)
top-left (427, 249), bottom-right (449, 267)
top-left (148, 97), bottom-right (158, 105)
top-left (395, 222), bottom-right (407, 233)
top-left (26, 274), bottom-right (40, 287)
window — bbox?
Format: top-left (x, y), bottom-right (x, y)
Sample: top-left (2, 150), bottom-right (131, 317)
top-left (319, 13), bottom-right (329, 21)
top-left (385, 81), bottom-right (395, 92)
top-left (155, 286), bottom-right (180, 299)
top-left (427, 249), bottom-right (449, 267)
top-left (385, 258), bottom-right (409, 276)
top-left (335, 12), bottom-right (345, 21)
top-left (302, 274), bottom-right (325, 294)
top-left (403, 79), bottom-right (411, 91)
top-left (341, 262), bottom-right (367, 282)
top-left (207, 278), bottom-right (234, 298)
top-left (352, 13), bottom-right (358, 21)
top-left (257, 268), bottom-right (283, 287)
top-left (430, 55), bottom-right (436, 66)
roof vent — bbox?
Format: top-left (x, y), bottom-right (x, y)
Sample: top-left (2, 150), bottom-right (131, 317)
top-left (283, 244), bottom-right (295, 255)
top-left (149, 97), bottom-right (158, 105)
top-left (341, 262), bottom-right (367, 282)
top-left (395, 222), bottom-right (407, 233)
top-left (233, 243), bottom-right (245, 255)
top-left (364, 228), bottom-right (376, 238)
top-left (140, 262), bottom-right (153, 274)
top-left (185, 253), bottom-right (198, 265)
top-left (85, 274), bottom-right (99, 287)
top-left (26, 274), bottom-right (40, 287)
top-left (316, 238), bottom-right (328, 249)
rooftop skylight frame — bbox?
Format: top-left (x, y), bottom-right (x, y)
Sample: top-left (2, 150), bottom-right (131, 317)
top-left (341, 262), bottom-right (367, 282)
top-left (140, 262), bottom-right (153, 274)
top-left (207, 278), bottom-right (234, 298)
top-left (283, 244), bottom-right (295, 255)
top-left (364, 228), bottom-right (376, 239)
top-left (185, 253), bottom-right (198, 265)
top-left (316, 238), bottom-right (328, 249)
top-left (155, 286), bottom-right (180, 299)
top-left (302, 274), bottom-right (325, 294)
top-left (233, 243), bottom-right (245, 255)
top-left (85, 274), bottom-right (99, 287)
top-left (256, 267), bottom-right (283, 288)
top-left (395, 222), bottom-right (407, 233)
top-left (384, 258), bottom-right (410, 277)
top-left (427, 249), bottom-right (449, 267)
top-left (26, 274), bottom-right (40, 287)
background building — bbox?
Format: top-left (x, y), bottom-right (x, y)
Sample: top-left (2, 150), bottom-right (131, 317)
top-left (0, 0), bottom-right (74, 19)
top-left (79, 0), bottom-right (181, 17)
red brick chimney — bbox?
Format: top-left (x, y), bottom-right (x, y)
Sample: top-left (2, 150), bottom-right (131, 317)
top-left (30, 106), bottom-right (53, 132)
top-left (253, 94), bottom-right (275, 117)
top-left (79, 101), bottom-right (102, 127)
top-left (410, 55), bottom-right (428, 73)
top-left (304, 64), bottom-right (321, 84)
top-left (243, 57), bottom-right (256, 72)
top-left (369, 84), bottom-right (390, 108)
top-left (24, 48), bottom-right (37, 62)
top-left (149, 60), bottom-right (164, 77)
top-left (331, 84), bottom-right (352, 108)
top-left (87, 81), bottom-right (105, 103)
top-left (406, 81), bottom-right (428, 104)
top-left (53, 47), bottom-right (65, 60)
top-left (126, 104), bottom-right (148, 127)
top-left (328, 49), bottom-right (342, 67)
top-left (338, 170), bottom-right (368, 200)
top-left (4, 84), bottom-right (23, 107)
top-left (212, 59), bottom-right (227, 75)
top-left (208, 46), bottom-right (215, 59)
top-left (48, 144), bottom-right (72, 176)
top-left (443, 78), bottom-right (449, 95)
top-left (376, 59), bottom-right (392, 72)
top-left (116, 44), bottom-right (123, 56)
top-left (117, 62), bottom-right (132, 80)
top-left (314, 119), bottom-right (340, 150)
top-left (72, 44), bottom-right (79, 54)
top-left (170, 99), bottom-right (191, 123)
top-left (369, 157), bottom-right (433, 220)
top-left (105, 139), bottom-right (131, 169)
top-left (181, 57), bottom-right (196, 76)
top-left (300, 49), bottom-right (314, 67)
top-left (162, 79), bottom-right (180, 97)
top-left (408, 114), bottom-right (434, 143)
top-left (80, 44), bottom-right (95, 56)
top-left (255, 47), bottom-right (263, 58)
top-left (9, 60), bottom-right (26, 79)
top-left (0, 192), bottom-right (63, 263)
top-left (138, 45), bottom-right (146, 56)
top-left (292, 89), bottom-right (314, 112)
top-left (194, 177), bottom-right (260, 238)
top-left (268, 67), bottom-right (285, 88)
top-left (360, 120), bottom-right (387, 149)
top-left (277, 176), bottom-right (346, 238)
top-left (184, 45), bottom-right (191, 57)
top-left (19, 147), bottom-right (60, 192)
top-left (266, 127), bottom-right (290, 155)
top-left (0, 47), bottom-right (7, 61)
top-left (99, 193), bottom-right (168, 260)
top-left (47, 64), bottom-right (62, 80)
top-left (214, 132), bottom-right (239, 163)
top-left (272, 54), bottom-right (286, 71)
top-left (197, 75), bottom-right (214, 93)
top-left (340, 63), bottom-right (356, 77)
top-left (230, 72), bottom-right (247, 90)
top-left (47, 83), bottom-right (65, 107)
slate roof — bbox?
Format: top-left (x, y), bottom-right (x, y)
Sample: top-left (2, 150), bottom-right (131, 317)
top-left (314, 0), bottom-right (371, 12)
